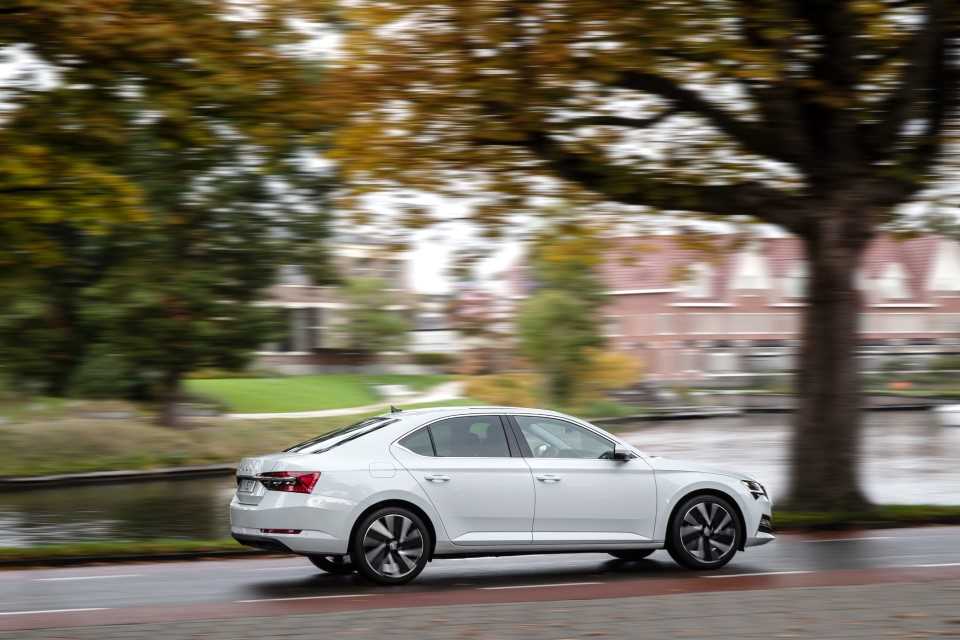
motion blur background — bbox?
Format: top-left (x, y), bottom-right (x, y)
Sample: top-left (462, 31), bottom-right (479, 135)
top-left (1, 1), bottom-right (960, 635)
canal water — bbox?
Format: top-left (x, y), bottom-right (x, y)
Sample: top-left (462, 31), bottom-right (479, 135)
top-left (1, 410), bottom-right (957, 547)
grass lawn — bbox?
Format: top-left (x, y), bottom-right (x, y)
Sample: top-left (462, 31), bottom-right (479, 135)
top-left (185, 373), bottom-right (450, 413)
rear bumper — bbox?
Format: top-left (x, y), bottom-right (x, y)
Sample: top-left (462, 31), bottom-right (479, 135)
top-left (229, 494), bottom-right (351, 555)
top-left (232, 532), bottom-right (295, 553)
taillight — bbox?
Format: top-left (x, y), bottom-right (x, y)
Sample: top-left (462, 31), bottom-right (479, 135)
top-left (257, 471), bottom-right (320, 494)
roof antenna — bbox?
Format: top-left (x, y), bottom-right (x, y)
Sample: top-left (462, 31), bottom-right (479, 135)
top-left (390, 405), bottom-right (401, 413)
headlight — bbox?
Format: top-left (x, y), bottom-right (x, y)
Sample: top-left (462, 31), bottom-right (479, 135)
top-left (742, 479), bottom-right (767, 499)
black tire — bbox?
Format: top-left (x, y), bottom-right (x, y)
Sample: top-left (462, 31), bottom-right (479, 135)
top-left (609, 549), bottom-right (656, 561)
top-left (308, 555), bottom-right (355, 574)
top-left (667, 494), bottom-right (742, 570)
top-left (350, 506), bottom-right (430, 585)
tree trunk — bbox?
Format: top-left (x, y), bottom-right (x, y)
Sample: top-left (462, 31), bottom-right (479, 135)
top-left (156, 371), bottom-right (182, 428)
top-left (786, 223), bottom-right (871, 511)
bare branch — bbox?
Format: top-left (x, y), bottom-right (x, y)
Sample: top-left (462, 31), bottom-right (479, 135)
top-left (867, 0), bottom-right (947, 161)
top-left (556, 109), bottom-right (679, 131)
top-left (885, 20), bottom-right (960, 201)
top-left (731, 0), bottom-right (812, 165)
top-left (611, 70), bottom-right (804, 166)
top-left (516, 130), bottom-right (810, 235)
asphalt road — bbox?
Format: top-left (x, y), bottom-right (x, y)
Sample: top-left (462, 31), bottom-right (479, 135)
top-left (3, 526), bottom-right (960, 632)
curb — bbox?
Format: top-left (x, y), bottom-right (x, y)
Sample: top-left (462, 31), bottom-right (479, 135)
top-left (0, 465), bottom-right (236, 491)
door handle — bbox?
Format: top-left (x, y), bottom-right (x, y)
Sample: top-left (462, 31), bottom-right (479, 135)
top-left (424, 474), bottom-right (451, 483)
top-left (535, 474), bottom-right (561, 483)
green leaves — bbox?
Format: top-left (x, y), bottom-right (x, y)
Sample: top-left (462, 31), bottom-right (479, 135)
top-left (1, 1), bottom-right (334, 409)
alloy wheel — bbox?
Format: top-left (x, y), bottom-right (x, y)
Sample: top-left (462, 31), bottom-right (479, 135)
top-left (679, 501), bottom-right (737, 564)
top-left (361, 513), bottom-right (424, 579)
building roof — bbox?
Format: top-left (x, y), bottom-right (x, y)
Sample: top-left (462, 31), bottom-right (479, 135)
top-left (509, 233), bottom-right (959, 305)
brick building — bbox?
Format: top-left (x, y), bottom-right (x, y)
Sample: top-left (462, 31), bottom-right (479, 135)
top-left (508, 234), bottom-right (960, 381)
top-left (256, 236), bottom-right (463, 373)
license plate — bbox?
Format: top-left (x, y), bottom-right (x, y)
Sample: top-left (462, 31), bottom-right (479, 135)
top-left (239, 478), bottom-right (257, 493)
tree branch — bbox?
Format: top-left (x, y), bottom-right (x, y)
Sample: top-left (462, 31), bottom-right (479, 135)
top-left (610, 70), bottom-right (804, 166)
top-left (556, 109), bottom-right (679, 131)
top-left (516, 130), bottom-right (809, 235)
top-left (731, 0), bottom-right (812, 166)
top-left (884, 19), bottom-right (960, 202)
top-left (867, 0), bottom-right (946, 161)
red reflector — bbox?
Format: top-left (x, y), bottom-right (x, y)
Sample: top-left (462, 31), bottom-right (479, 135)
top-left (260, 529), bottom-right (302, 535)
top-left (258, 471), bottom-right (320, 494)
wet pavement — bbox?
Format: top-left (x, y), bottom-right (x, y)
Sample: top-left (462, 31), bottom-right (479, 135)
top-left (1, 526), bottom-right (960, 631)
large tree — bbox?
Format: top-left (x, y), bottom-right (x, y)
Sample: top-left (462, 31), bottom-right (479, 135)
top-left (1, 0), bottom-right (332, 421)
top-left (328, 1), bottom-right (960, 510)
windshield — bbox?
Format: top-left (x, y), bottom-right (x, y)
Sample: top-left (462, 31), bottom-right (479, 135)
top-left (284, 417), bottom-right (396, 454)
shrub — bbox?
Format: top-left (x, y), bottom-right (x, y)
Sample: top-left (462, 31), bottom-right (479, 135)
top-left (463, 373), bottom-right (541, 407)
top-left (412, 352), bottom-right (456, 367)
top-left (930, 355), bottom-right (960, 371)
top-left (67, 345), bottom-right (139, 399)
top-left (578, 349), bottom-right (642, 399)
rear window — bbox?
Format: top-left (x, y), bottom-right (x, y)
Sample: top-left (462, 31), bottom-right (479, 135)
top-left (398, 428), bottom-right (435, 456)
top-left (284, 417), bottom-right (396, 454)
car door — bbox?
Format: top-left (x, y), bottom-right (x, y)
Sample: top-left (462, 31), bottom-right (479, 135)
top-left (508, 414), bottom-right (657, 544)
top-left (391, 414), bottom-right (535, 546)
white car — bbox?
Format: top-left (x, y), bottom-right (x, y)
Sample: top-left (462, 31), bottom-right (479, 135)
top-left (230, 406), bottom-right (774, 584)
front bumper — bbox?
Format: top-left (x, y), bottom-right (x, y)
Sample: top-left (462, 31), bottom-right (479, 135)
top-left (745, 513), bottom-right (775, 547)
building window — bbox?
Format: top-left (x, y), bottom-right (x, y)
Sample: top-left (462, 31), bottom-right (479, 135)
top-left (781, 262), bottom-right (807, 299)
top-left (681, 263), bottom-right (714, 298)
top-left (928, 240), bottom-right (960, 292)
top-left (877, 263), bottom-right (909, 300)
top-left (731, 245), bottom-right (771, 290)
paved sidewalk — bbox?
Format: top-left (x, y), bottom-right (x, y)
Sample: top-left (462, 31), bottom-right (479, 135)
top-left (225, 381), bottom-right (464, 420)
top-left (9, 579), bottom-right (960, 639)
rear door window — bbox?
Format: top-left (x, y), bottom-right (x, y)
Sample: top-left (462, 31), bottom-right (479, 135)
top-left (429, 415), bottom-right (511, 458)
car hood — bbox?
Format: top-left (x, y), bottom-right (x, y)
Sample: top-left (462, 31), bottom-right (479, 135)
top-left (643, 455), bottom-right (757, 482)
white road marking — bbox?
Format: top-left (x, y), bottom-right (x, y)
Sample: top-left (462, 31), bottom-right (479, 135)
top-left (480, 581), bottom-right (603, 590)
top-left (235, 594), bottom-right (380, 603)
top-left (704, 571), bottom-right (812, 579)
top-left (0, 608), bottom-right (109, 617)
top-left (806, 536), bottom-right (895, 543)
top-left (34, 574), bottom-right (141, 582)
top-left (243, 566), bottom-right (311, 572)
top-left (909, 562), bottom-right (960, 568)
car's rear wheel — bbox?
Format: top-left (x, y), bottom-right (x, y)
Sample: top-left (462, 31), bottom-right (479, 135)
top-left (351, 507), bottom-right (429, 585)
top-left (667, 494), bottom-right (741, 570)
top-left (609, 549), bottom-right (655, 561)
top-left (308, 555), bottom-right (355, 574)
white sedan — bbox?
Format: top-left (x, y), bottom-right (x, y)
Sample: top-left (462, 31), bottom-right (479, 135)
top-left (230, 406), bottom-right (774, 584)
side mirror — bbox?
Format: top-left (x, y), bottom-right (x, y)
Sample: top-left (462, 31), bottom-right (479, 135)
top-left (612, 445), bottom-right (633, 461)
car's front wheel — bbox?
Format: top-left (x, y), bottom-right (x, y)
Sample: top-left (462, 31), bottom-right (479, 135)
top-left (308, 555), bottom-right (355, 574)
top-left (351, 507), bottom-right (430, 585)
top-left (667, 494), bottom-right (741, 570)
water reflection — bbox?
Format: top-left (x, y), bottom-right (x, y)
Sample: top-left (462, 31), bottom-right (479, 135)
top-left (0, 411), bottom-right (957, 547)
top-left (0, 477), bottom-right (236, 547)
top-left (621, 410), bottom-right (960, 505)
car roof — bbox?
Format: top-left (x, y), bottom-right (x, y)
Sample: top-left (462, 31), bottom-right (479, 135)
top-left (381, 405), bottom-right (575, 422)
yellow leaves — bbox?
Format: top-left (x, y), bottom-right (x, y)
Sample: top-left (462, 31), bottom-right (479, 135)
top-left (1, 140), bottom-right (148, 270)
